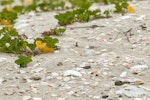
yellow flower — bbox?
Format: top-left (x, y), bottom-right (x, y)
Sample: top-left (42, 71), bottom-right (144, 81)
top-left (6, 6), bottom-right (12, 11)
top-left (127, 6), bottom-right (135, 13)
top-left (25, 0), bottom-right (32, 5)
top-left (41, 47), bottom-right (54, 53)
top-left (0, 20), bottom-right (10, 25)
top-left (35, 40), bottom-right (54, 53)
top-left (7, 25), bottom-right (12, 31)
top-left (36, 40), bottom-right (46, 49)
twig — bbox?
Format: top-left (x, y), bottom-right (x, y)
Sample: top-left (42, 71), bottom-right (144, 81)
top-left (122, 28), bottom-right (132, 42)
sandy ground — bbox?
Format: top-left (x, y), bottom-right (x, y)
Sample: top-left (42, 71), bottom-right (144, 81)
top-left (0, 0), bottom-right (150, 100)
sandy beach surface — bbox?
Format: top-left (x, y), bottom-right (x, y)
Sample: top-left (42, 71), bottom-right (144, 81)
top-left (0, 0), bottom-right (150, 100)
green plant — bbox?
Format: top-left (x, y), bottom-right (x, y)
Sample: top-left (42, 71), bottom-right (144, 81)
top-left (42, 28), bottom-right (66, 36)
top-left (15, 55), bottom-right (32, 67)
top-left (113, 0), bottom-right (129, 13)
top-left (0, 26), bottom-right (59, 67)
top-left (55, 8), bottom-right (101, 26)
top-left (0, 0), bottom-right (14, 5)
top-left (53, 28), bottom-right (66, 36)
top-left (0, 27), bottom-right (27, 53)
top-left (0, 8), bottom-right (18, 24)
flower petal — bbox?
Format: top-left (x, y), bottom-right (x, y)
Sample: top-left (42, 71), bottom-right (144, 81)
top-left (41, 47), bottom-right (54, 53)
top-left (0, 20), bottom-right (10, 25)
top-left (127, 6), bottom-right (135, 13)
top-left (36, 40), bottom-right (46, 48)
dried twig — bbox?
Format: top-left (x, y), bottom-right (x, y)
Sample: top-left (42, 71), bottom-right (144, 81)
top-left (122, 28), bottom-right (132, 42)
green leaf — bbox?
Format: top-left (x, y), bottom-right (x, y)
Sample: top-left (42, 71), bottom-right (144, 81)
top-left (0, 0), bottom-right (14, 5)
top-left (15, 55), bottom-right (32, 68)
top-left (13, 6), bottom-right (25, 13)
top-left (43, 36), bottom-right (59, 48)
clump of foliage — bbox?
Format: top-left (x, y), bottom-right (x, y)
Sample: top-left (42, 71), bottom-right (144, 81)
top-left (0, 8), bottom-right (18, 24)
top-left (42, 28), bottom-right (66, 36)
top-left (15, 55), bottom-right (32, 68)
top-left (0, 26), bottom-right (59, 67)
top-left (55, 0), bottom-right (130, 25)
top-left (55, 8), bottom-right (101, 26)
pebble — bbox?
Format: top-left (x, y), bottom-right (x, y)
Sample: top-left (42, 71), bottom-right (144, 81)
top-left (33, 63), bottom-right (41, 67)
top-left (84, 49), bottom-right (96, 56)
top-left (115, 80), bottom-right (124, 86)
top-left (22, 96), bottom-right (32, 100)
top-left (0, 57), bottom-right (7, 66)
top-left (63, 77), bottom-right (71, 82)
top-left (18, 89), bottom-right (26, 95)
top-left (136, 15), bottom-right (146, 21)
top-left (57, 98), bottom-right (66, 100)
top-left (120, 71), bottom-right (128, 78)
top-left (130, 65), bottom-right (149, 74)
top-left (93, 96), bottom-right (100, 99)
top-left (31, 68), bottom-right (44, 73)
top-left (80, 62), bottom-right (91, 69)
top-left (30, 76), bottom-right (42, 81)
top-left (63, 70), bottom-right (82, 77)
top-left (0, 77), bottom-right (3, 84)
top-left (15, 23), bottom-right (29, 29)
top-left (82, 66), bottom-right (91, 69)
top-left (116, 85), bottom-right (147, 98)
top-left (102, 95), bottom-right (109, 99)
top-left (32, 97), bottom-right (42, 100)
top-left (30, 84), bottom-right (39, 94)
top-left (51, 72), bottom-right (59, 77)
top-left (0, 57), bottom-right (7, 62)
top-left (40, 82), bottom-right (49, 86)
top-left (50, 94), bottom-right (58, 97)
top-left (4, 89), bottom-right (15, 95)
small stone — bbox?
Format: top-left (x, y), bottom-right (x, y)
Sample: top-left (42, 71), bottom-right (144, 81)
top-left (30, 76), bottom-right (41, 81)
top-left (33, 63), bottom-right (41, 68)
top-left (4, 89), bottom-right (15, 95)
top-left (0, 77), bottom-right (4, 84)
top-left (133, 98), bottom-right (144, 100)
top-left (30, 84), bottom-right (39, 94)
top-left (84, 49), bottom-right (96, 56)
top-left (102, 72), bottom-right (108, 76)
top-left (0, 57), bottom-right (7, 62)
top-left (82, 66), bottom-right (91, 69)
top-left (63, 70), bottom-right (82, 77)
top-left (63, 77), bottom-right (71, 82)
top-left (116, 86), bottom-right (147, 98)
top-left (22, 96), bottom-right (32, 100)
top-left (56, 76), bottom-right (63, 80)
top-left (31, 68), bottom-right (44, 73)
top-left (40, 82), bottom-right (49, 86)
top-left (120, 71), bottom-right (128, 78)
top-left (51, 72), bottom-right (59, 77)
top-left (90, 82), bottom-right (99, 87)
top-left (102, 95), bottom-right (109, 99)
top-left (90, 71), bottom-right (100, 76)
top-left (32, 97), bottom-right (42, 100)
top-left (57, 62), bottom-right (63, 66)
top-left (0, 57), bottom-right (7, 66)
top-left (57, 98), bottom-right (66, 100)
top-left (131, 65), bottom-right (149, 74)
top-left (18, 89), bottom-right (26, 95)
top-left (136, 15), bottom-right (146, 21)
top-left (115, 80), bottom-right (124, 86)
top-left (93, 96), bottom-right (100, 99)
top-left (88, 59), bottom-right (94, 63)
top-left (50, 94), bottom-right (58, 97)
